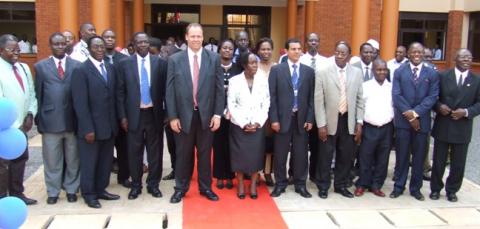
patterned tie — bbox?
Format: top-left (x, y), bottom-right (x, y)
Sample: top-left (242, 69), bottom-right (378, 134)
top-left (12, 65), bottom-right (25, 92)
top-left (412, 67), bottom-right (419, 84)
top-left (292, 64), bottom-right (299, 111)
top-left (58, 60), bottom-right (65, 80)
top-left (458, 74), bottom-right (463, 88)
top-left (193, 54), bottom-right (200, 107)
top-left (364, 66), bottom-right (370, 81)
top-left (140, 59), bottom-right (151, 105)
top-left (99, 63), bottom-right (108, 82)
top-left (338, 69), bottom-right (347, 114)
top-left (310, 57), bottom-right (316, 71)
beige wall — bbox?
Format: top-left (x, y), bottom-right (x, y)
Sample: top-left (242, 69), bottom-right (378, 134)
top-left (145, 4), bottom-right (152, 24)
top-left (271, 7), bottom-right (287, 62)
top-left (200, 5), bottom-right (223, 25)
top-left (400, 0), bottom-right (480, 12)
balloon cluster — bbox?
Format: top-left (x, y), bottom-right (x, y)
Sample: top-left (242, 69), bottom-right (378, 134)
top-left (0, 98), bottom-right (29, 229)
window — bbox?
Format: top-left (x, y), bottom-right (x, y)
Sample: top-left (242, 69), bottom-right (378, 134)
top-left (150, 4), bottom-right (200, 40)
top-left (468, 12), bottom-right (480, 62)
top-left (398, 12), bottom-right (448, 60)
top-left (0, 2), bottom-right (36, 54)
top-left (223, 6), bottom-right (270, 49)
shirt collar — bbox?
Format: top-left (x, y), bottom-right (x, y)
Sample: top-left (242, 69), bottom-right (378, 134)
top-left (188, 47), bottom-right (203, 57)
top-left (136, 53), bottom-right (150, 62)
top-left (410, 62), bottom-right (423, 73)
top-left (88, 56), bottom-right (104, 66)
top-left (360, 61), bottom-right (372, 69)
top-left (455, 67), bottom-right (469, 77)
top-left (287, 59), bottom-right (300, 68)
top-left (51, 55), bottom-right (67, 64)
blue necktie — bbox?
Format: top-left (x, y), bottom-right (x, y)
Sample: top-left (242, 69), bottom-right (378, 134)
top-left (292, 64), bottom-right (299, 110)
top-left (99, 63), bottom-right (107, 82)
top-left (141, 58), bottom-right (151, 105)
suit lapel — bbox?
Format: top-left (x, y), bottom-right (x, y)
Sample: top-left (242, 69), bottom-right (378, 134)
top-left (282, 63), bottom-right (293, 89)
top-left (64, 57), bottom-right (74, 80)
top-left (197, 50), bottom-right (208, 92)
top-left (454, 71), bottom-right (473, 107)
top-left (182, 51), bottom-right (193, 92)
top-left (330, 64), bottom-right (340, 89)
top-left (297, 64), bottom-right (305, 90)
top-left (131, 55), bottom-right (140, 87)
top-left (47, 58), bottom-right (61, 80)
top-left (86, 59), bottom-right (108, 86)
top-left (150, 55), bottom-right (158, 95)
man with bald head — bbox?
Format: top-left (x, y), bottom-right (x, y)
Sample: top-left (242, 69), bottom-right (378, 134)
top-left (387, 45), bottom-right (408, 81)
top-left (233, 30), bottom-right (250, 63)
top-left (391, 42), bottom-right (439, 201)
top-left (70, 23), bottom-right (96, 62)
top-left (430, 49), bottom-right (480, 202)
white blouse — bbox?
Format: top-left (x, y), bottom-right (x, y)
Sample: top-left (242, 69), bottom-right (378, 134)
top-left (228, 72), bottom-right (270, 128)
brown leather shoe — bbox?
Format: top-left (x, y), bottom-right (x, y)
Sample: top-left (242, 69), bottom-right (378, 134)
top-left (370, 189), bottom-right (386, 197)
top-left (354, 187), bottom-right (365, 197)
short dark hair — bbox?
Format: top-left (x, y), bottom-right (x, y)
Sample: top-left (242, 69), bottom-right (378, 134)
top-left (101, 28), bottom-right (115, 37)
top-left (86, 35), bottom-right (105, 49)
top-left (218, 39), bottom-right (234, 53)
top-left (239, 51), bottom-right (255, 68)
top-left (359, 42), bottom-right (373, 53)
top-left (255, 37), bottom-right (274, 55)
top-left (149, 37), bottom-right (162, 49)
top-left (0, 34), bottom-right (18, 48)
top-left (49, 32), bottom-right (65, 44)
top-left (335, 40), bottom-right (352, 54)
top-left (372, 58), bottom-right (387, 69)
top-left (133, 32), bottom-right (148, 42)
top-left (408, 42), bottom-right (424, 51)
top-left (285, 38), bottom-right (301, 50)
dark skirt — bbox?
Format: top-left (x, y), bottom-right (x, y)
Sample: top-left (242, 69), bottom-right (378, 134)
top-left (229, 123), bottom-right (265, 174)
top-left (213, 118), bottom-right (235, 179)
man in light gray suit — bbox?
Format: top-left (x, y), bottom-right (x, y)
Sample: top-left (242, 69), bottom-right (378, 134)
top-left (314, 41), bottom-right (364, 199)
top-left (352, 42), bottom-right (375, 82)
top-left (34, 32), bottom-right (81, 204)
top-left (166, 23), bottom-right (224, 203)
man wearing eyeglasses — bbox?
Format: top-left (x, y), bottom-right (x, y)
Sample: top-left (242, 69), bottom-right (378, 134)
top-left (0, 34), bottom-right (38, 205)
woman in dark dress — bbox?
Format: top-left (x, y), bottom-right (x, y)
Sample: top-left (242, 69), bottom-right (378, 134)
top-left (212, 39), bottom-right (241, 189)
top-left (228, 52), bottom-right (270, 199)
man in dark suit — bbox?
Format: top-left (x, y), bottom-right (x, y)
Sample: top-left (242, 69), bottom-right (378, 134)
top-left (116, 32), bottom-right (167, 200)
top-left (314, 41), bottom-right (364, 199)
top-left (430, 49), bottom-right (480, 202)
top-left (391, 42), bottom-right (439, 201)
top-left (166, 23), bottom-right (224, 203)
top-left (34, 32), bottom-right (81, 204)
top-left (269, 38), bottom-right (314, 198)
top-left (352, 42), bottom-right (375, 82)
top-left (72, 36), bottom-right (120, 208)
top-left (102, 29), bottom-right (130, 188)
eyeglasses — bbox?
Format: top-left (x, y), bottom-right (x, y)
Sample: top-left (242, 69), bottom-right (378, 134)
top-left (4, 48), bottom-right (20, 53)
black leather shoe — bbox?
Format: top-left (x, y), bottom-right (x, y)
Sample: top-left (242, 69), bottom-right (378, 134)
top-left (250, 193), bottom-right (258, 199)
top-left (411, 192), bottom-right (425, 201)
top-left (270, 187), bottom-right (285, 197)
top-left (318, 189), bottom-right (328, 199)
top-left (429, 191), bottom-right (440, 200)
top-left (225, 180), bottom-right (234, 189)
top-left (47, 197), bottom-right (58, 205)
top-left (128, 188), bottom-right (142, 200)
top-left (15, 195), bottom-right (37, 205)
top-left (237, 192), bottom-right (245, 199)
top-left (98, 191), bottom-right (120, 200)
top-left (264, 174), bottom-right (274, 187)
top-left (447, 192), bottom-right (458, 202)
top-left (162, 171), bottom-right (175, 180)
top-left (334, 188), bottom-right (354, 198)
top-left (118, 179), bottom-right (132, 188)
top-left (66, 193), bottom-right (77, 202)
top-left (170, 191), bottom-right (185, 203)
top-left (85, 199), bottom-right (101, 208)
top-left (200, 190), bottom-right (219, 201)
top-left (295, 187), bottom-right (312, 198)
top-left (147, 187), bottom-right (163, 198)
top-left (389, 190), bottom-right (403, 198)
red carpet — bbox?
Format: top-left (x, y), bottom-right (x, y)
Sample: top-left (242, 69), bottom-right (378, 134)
top-left (182, 162), bottom-right (287, 229)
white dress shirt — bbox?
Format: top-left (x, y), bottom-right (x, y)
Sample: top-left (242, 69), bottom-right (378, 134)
top-left (51, 56), bottom-right (66, 71)
top-left (360, 61), bottom-right (373, 81)
top-left (455, 67), bottom-right (470, 117)
top-left (299, 52), bottom-right (327, 70)
top-left (387, 58), bottom-right (407, 81)
top-left (204, 43), bottom-right (218, 53)
top-left (187, 47), bottom-right (202, 81)
top-left (228, 72), bottom-right (270, 128)
top-left (70, 40), bottom-right (89, 62)
top-left (18, 40), bottom-right (31, 53)
top-left (410, 62), bottom-right (423, 77)
top-left (88, 56), bottom-right (107, 77)
top-left (136, 54), bottom-right (153, 108)
top-left (362, 79), bottom-right (394, 126)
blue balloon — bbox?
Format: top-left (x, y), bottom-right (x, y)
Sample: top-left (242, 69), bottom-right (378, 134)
top-left (0, 98), bottom-right (18, 131)
top-left (0, 128), bottom-right (27, 160)
top-left (0, 196), bottom-right (28, 229)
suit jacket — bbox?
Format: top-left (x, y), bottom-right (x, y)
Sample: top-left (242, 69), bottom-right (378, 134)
top-left (34, 57), bottom-right (80, 133)
top-left (166, 49), bottom-right (224, 134)
top-left (116, 54), bottom-right (167, 131)
top-left (352, 61), bottom-right (372, 81)
top-left (392, 63), bottom-right (439, 133)
top-left (431, 69), bottom-right (480, 143)
top-left (268, 62), bottom-right (315, 134)
top-left (72, 59), bottom-right (118, 140)
top-left (0, 58), bottom-right (37, 128)
top-left (104, 51), bottom-right (128, 69)
top-left (314, 63), bottom-right (364, 135)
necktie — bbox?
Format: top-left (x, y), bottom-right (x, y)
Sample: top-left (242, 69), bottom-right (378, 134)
top-left (99, 63), bottom-right (108, 82)
top-left (458, 74), bottom-right (463, 88)
top-left (210, 45), bottom-right (213, 51)
top-left (193, 54), bottom-right (199, 107)
top-left (364, 66), bottom-right (370, 81)
top-left (310, 57), bottom-right (316, 71)
top-left (412, 67), bottom-right (419, 84)
top-left (338, 69), bottom-right (347, 114)
top-left (109, 56), bottom-right (113, 65)
top-left (13, 65), bottom-right (25, 92)
top-left (58, 60), bottom-right (65, 80)
top-left (292, 64), bottom-right (299, 111)
top-left (140, 58), bottom-right (151, 105)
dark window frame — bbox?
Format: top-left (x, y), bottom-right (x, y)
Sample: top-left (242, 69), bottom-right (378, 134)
top-left (222, 6), bottom-right (271, 44)
top-left (0, 2), bottom-right (35, 22)
top-left (468, 12), bottom-right (480, 62)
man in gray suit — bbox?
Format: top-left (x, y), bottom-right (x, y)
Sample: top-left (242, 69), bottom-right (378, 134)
top-left (34, 32), bottom-right (81, 204)
top-left (352, 42), bottom-right (375, 82)
top-left (166, 23), bottom-right (224, 203)
top-left (314, 41), bottom-right (364, 199)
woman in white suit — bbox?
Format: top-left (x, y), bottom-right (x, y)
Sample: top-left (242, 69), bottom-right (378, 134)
top-left (228, 52), bottom-right (270, 199)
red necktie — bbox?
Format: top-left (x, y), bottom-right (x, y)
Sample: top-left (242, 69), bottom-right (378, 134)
top-left (193, 54), bottom-right (199, 107)
top-left (58, 60), bottom-right (65, 80)
top-left (13, 65), bottom-right (25, 92)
